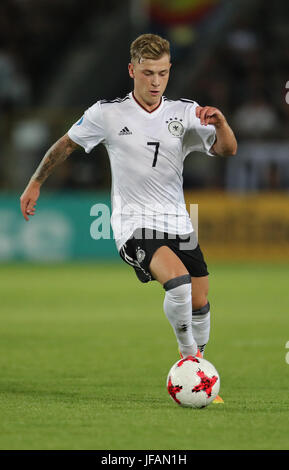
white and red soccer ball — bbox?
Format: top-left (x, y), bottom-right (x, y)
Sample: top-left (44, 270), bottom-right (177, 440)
top-left (167, 355), bottom-right (220, 408)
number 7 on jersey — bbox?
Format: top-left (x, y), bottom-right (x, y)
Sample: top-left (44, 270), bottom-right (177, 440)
top-left (147, 142), bottom-right (160, 167)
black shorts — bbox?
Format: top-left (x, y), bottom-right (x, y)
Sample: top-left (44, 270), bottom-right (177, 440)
top-left (119, 228), bottom-right (209, 283)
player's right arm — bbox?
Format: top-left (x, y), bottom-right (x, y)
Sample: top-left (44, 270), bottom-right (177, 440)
top-left (20, 133), bottom-right (79, 221)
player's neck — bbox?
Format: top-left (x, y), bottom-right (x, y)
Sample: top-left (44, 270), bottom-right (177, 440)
top-left (132, 91), bottom-right (162, 113)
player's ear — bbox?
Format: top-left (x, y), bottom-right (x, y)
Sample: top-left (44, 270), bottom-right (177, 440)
top-left (128, 63), bottom-right (135, 79)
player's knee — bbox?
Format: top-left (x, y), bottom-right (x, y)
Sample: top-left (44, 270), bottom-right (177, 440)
top-left (192, 292), bottom-right (208, 310)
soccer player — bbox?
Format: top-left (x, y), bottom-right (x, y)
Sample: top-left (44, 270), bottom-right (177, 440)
top-left (20, 34), bottom-right (237, 403)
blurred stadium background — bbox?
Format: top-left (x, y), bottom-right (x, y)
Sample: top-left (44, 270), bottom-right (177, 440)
top-left (0, 0), bottom-right (288, 262)
top-left (1, 0), bottom-right (289, 452)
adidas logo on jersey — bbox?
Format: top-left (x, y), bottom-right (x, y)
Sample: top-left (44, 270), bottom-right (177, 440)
top-left (119, 126), bottom-right (132, 135)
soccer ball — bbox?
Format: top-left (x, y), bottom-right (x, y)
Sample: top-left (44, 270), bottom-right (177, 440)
top-left (167, 355), bottom-right (220, 408)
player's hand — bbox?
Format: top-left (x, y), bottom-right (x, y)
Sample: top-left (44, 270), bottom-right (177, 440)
top-left (20, 180), bottom-right (40, 221)
top-left (196, 106), bottom-right (226, 128)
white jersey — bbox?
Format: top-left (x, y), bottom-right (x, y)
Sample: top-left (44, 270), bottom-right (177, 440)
top-left (68, 92), bottom-right (216, 251)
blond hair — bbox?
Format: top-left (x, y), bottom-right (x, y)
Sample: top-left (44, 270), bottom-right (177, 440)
top-left (130, 33), bottom-right (170, 63)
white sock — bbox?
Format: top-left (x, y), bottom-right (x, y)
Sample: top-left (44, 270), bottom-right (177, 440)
top-left (163, 274), bottom-right (197, 357)
top-left (191, 302), bottom-right (210, 355)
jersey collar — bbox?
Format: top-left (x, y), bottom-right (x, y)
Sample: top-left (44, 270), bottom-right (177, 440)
top-left (130, 92), bottom-right (164, 117)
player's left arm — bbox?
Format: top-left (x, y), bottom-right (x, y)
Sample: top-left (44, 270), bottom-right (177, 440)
top-left (196, 106), bottom-right (237, 156)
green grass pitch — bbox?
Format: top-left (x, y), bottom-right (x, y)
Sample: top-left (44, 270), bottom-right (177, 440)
top-left (0, 261), bottom-right (288, 450)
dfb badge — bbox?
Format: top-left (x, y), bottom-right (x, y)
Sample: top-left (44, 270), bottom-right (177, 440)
top-left (167, 118), bottom-right (184, 137)
top-left (136, 247), bottom-right (146, 264)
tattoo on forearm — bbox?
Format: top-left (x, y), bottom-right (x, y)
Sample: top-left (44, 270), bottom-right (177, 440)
top-left (31, 134), bottom-right (78, 184)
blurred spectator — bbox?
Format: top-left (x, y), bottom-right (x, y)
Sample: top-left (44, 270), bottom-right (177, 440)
top-left (226, 28), bottom-right (259, 53)
top-left (226, 140), bottom-right (289, 192)
top-left (147, 0), bottom-right (220, 61)
top-left (232, 95), bottom-right (280, 139)
top-left (0, 46), bottom-right (30, 111)
top-left (10, 118), bottom-right (50, 187)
